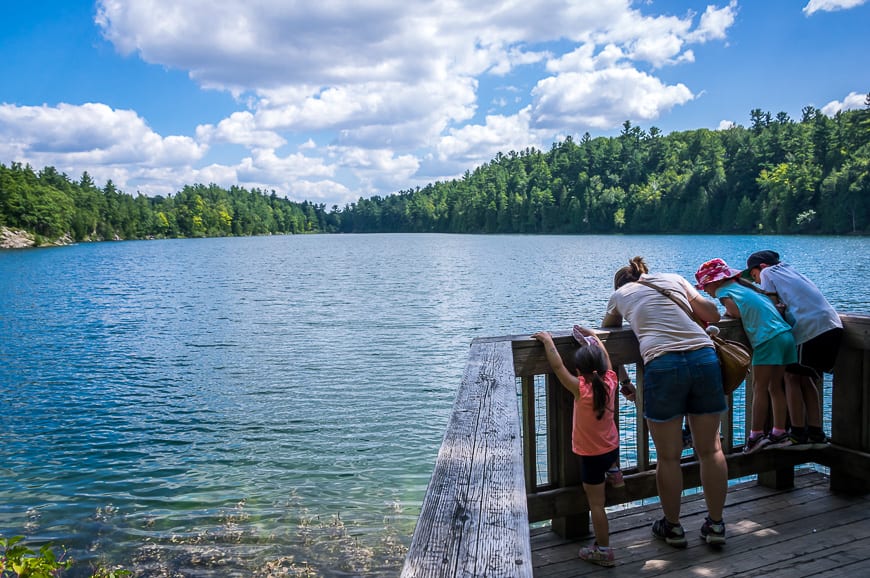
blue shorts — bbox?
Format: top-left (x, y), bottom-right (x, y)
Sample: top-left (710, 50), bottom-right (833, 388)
top-left (579, 447), bottom-right (620, 485)
top-left (753, 330), bottom-right (798, 366)
top-left (643, 347), bottom-right (727, 422)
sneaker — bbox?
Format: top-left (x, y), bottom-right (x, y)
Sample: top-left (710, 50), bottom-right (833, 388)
top-left (578, 543), bottom-right (616, 567)
top-left (652, 517), bottom-right (688, 548)
top-left (780, 429), bottom-right (811, 450)
top-left (808, 432), bottom-right (831, 449)
top-left (743, 434), bottom-right (770, 454)
top-left (763, 432), bottom-right (793, 450)
top-left (572, 324), bottom-right (596, 347)
top-left (700, 516), bottom-right (726, 546)
top-left (605, 468), bottom-right (625, 488)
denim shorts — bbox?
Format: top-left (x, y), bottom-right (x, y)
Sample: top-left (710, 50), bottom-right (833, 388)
top-left (643, 346), bottom-right (727, 422)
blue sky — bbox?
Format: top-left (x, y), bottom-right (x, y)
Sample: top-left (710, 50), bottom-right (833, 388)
top-left (1, 0), bottom-right (868, 208)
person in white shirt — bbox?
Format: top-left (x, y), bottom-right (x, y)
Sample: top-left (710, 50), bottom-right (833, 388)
top-left (603, 256), bottom-right (728, 547)
top-left (742, 250), bottom-right (843, 447)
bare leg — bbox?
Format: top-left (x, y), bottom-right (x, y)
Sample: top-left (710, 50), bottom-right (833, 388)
top-left (647, 417), bottom-right (684, 523)
top-left (583, 481), bottom-right (609, 547)
top-left (784, 372), bottom-right (806, 428)
top-left (802, 375), bottom-right (823, 429)
top-left (754, 365), bottom-right (788, 431)
top-left (749, 366), bottom-right (771, 433)
top-left (687, 412), bottom-right (728, 522)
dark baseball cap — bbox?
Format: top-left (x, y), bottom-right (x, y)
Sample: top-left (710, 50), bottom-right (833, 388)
top-left (741, 250), bottom-right (780, 279)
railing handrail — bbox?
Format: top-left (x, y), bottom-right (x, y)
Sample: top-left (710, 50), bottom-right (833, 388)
top-left (402, 313), bottom-right (870, 576)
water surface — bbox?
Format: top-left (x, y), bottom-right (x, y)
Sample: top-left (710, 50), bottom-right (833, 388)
top-left (1, 234), bottom-right (867, 575)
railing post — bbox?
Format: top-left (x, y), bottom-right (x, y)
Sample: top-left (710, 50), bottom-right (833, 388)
top-left (830, 316), bottom-right (870, 493)
top-left (634, 366), bottom-right (650, 470)
top-left (521, 376), bottom-right (538, 494)
top-left (548, 374), bottom-right (589, 538)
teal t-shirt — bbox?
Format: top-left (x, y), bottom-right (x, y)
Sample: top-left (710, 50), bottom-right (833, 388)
top-left (716, 281), bottom-right (792, 348)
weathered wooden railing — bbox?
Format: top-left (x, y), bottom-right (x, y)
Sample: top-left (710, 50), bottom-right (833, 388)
top-left (402, 314), bottom-right (870, 577)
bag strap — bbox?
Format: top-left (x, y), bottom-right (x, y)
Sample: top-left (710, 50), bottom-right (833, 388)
top-left (635, 279), bottom-right (706, 330)
top-left (734, 276), bottom-right (781, 304)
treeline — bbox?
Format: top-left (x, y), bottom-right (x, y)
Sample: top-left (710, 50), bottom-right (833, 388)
top-left (1, 99), bottom-right (869, 242)
top-left (0, 167), bottom-right (336, 241)
top-left (341, 101), bottom-right (870, 235)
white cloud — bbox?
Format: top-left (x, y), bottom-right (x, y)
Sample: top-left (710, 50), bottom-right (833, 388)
top-left (5, 1), bottom-right (740, 207)
top-left (820, 91), bottom-right (868, 115)
top-left (0, 102), bottom-right (205, 168)
top-left (530, 67), bottom-right (694, 130)
top-left (434, 108), bottom-right (543, 170)
top-left (332, 147), bottom-right (421, 194)
top-left (196, 111), bottom-right (286, 149)
top-left (689, 1), bottom-right (738, 42)
top-left (803, 0), bottom-right (868, 16)
top-left (718, 120), bottom-right (736, 130)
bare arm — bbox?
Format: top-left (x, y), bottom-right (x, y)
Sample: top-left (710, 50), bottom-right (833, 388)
top-left (532, 331), bottom-right (579, 398)
top-left (689, 292), bottom-right (721, 324)
top-left (720, 296), bottom-right (740, 319)
top-left (601, 311), bottom-right (622, 328)
top-left (616, 363), bottom-right (637, 402)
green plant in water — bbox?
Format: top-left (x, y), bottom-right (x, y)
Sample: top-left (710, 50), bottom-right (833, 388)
top-left (0, 536), bottom-right (130, 578)
top-left (0, 536), bottom-right (72, 578)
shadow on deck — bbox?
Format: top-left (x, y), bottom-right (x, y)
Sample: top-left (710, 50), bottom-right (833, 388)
top-left (531, 469), bottom-right (870, 576)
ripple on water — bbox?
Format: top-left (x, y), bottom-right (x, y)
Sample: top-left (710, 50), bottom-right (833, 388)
top-left (1, 234), bottom-right (866, 576)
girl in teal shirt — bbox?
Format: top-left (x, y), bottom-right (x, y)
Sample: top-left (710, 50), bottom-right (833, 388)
top-left (695, 258), bottom-right (797, 453)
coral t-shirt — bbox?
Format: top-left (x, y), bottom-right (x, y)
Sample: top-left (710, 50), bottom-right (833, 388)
top-left (572, 369), bottom-right (620, 457)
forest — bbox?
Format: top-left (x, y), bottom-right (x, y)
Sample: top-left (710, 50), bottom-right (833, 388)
top-left (1, 98), bottom-right (868, 244)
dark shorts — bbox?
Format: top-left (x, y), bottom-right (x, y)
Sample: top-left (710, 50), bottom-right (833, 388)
top-left (786, 327), bottom-right (844, 378)
top-left (643, 346), bottom-right (727, 422)
top-left (579, 447), bottom-right (620, 485)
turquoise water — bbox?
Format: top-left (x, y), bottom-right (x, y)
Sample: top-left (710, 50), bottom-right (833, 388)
top-left (1, 234), bottom-right (867, 576)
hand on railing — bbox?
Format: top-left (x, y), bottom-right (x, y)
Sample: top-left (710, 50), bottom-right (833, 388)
top-left (619, 380), bottom-right (637, 403)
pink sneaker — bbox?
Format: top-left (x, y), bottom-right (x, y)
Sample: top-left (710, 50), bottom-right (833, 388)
top-left (572, 325), bottom-right (597, 347)
top-left (578, 543), bottom-right (615, 567)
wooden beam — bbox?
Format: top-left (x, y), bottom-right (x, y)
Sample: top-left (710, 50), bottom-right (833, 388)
top-left (527, 448), bottom-right (837, 523)
top-left (402, 340), bottom-right (532, 578)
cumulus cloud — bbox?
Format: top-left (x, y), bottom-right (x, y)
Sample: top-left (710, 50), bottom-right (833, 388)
top-left (433, 109), bottom-right (541, 171)
top-left (530, 67), bottom-right (694, 129)
top-left (2, 1), bottom-right (741, 207)
top-left (0, 102), bottom-right (205, 168)
top-left (803, 0), bottom-right (868, 16)
top-left (196, 112), bottom-right (286, 149)
top-left (820, 91), bottom-right (868, 115)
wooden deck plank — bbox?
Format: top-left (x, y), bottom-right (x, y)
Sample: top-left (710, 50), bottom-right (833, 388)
top-left (531, 470), bottom-right (870, 577)
top-left (403, 340), bottom-right (532, 578)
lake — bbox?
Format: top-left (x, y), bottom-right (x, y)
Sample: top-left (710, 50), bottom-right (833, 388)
top-left (1, 234), bottom-right (868, 576)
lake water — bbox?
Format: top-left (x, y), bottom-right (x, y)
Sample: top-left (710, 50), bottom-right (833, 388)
top-left (1, 234), bottom-right (868, 576)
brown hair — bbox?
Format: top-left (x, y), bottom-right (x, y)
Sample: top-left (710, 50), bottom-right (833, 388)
top-left (573, 344), bottom-right (612, 420)
top-left (613, 256), bottom-right (649, 289)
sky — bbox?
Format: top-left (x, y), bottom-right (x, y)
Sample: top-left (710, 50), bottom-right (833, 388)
top-left (1, 0), bottom-right (868, 209)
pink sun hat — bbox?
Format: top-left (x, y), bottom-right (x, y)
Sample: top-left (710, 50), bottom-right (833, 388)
top-left (694, 258), bottom-right (742, 290)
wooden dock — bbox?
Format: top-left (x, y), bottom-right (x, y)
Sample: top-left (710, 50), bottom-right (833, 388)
top-left (531, 469), bottom-right (870, 576)
top-left (402, 314), bottom-right (870, 577)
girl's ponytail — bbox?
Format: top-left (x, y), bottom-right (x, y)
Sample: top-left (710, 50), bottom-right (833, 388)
top-left (573, 344), bottom-right (612, 420)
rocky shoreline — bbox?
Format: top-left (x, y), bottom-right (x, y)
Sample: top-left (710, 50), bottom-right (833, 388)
top-left (1, 227), bottom-right (36, 249)
top-left (0, 227), bottom-right (74, 249)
